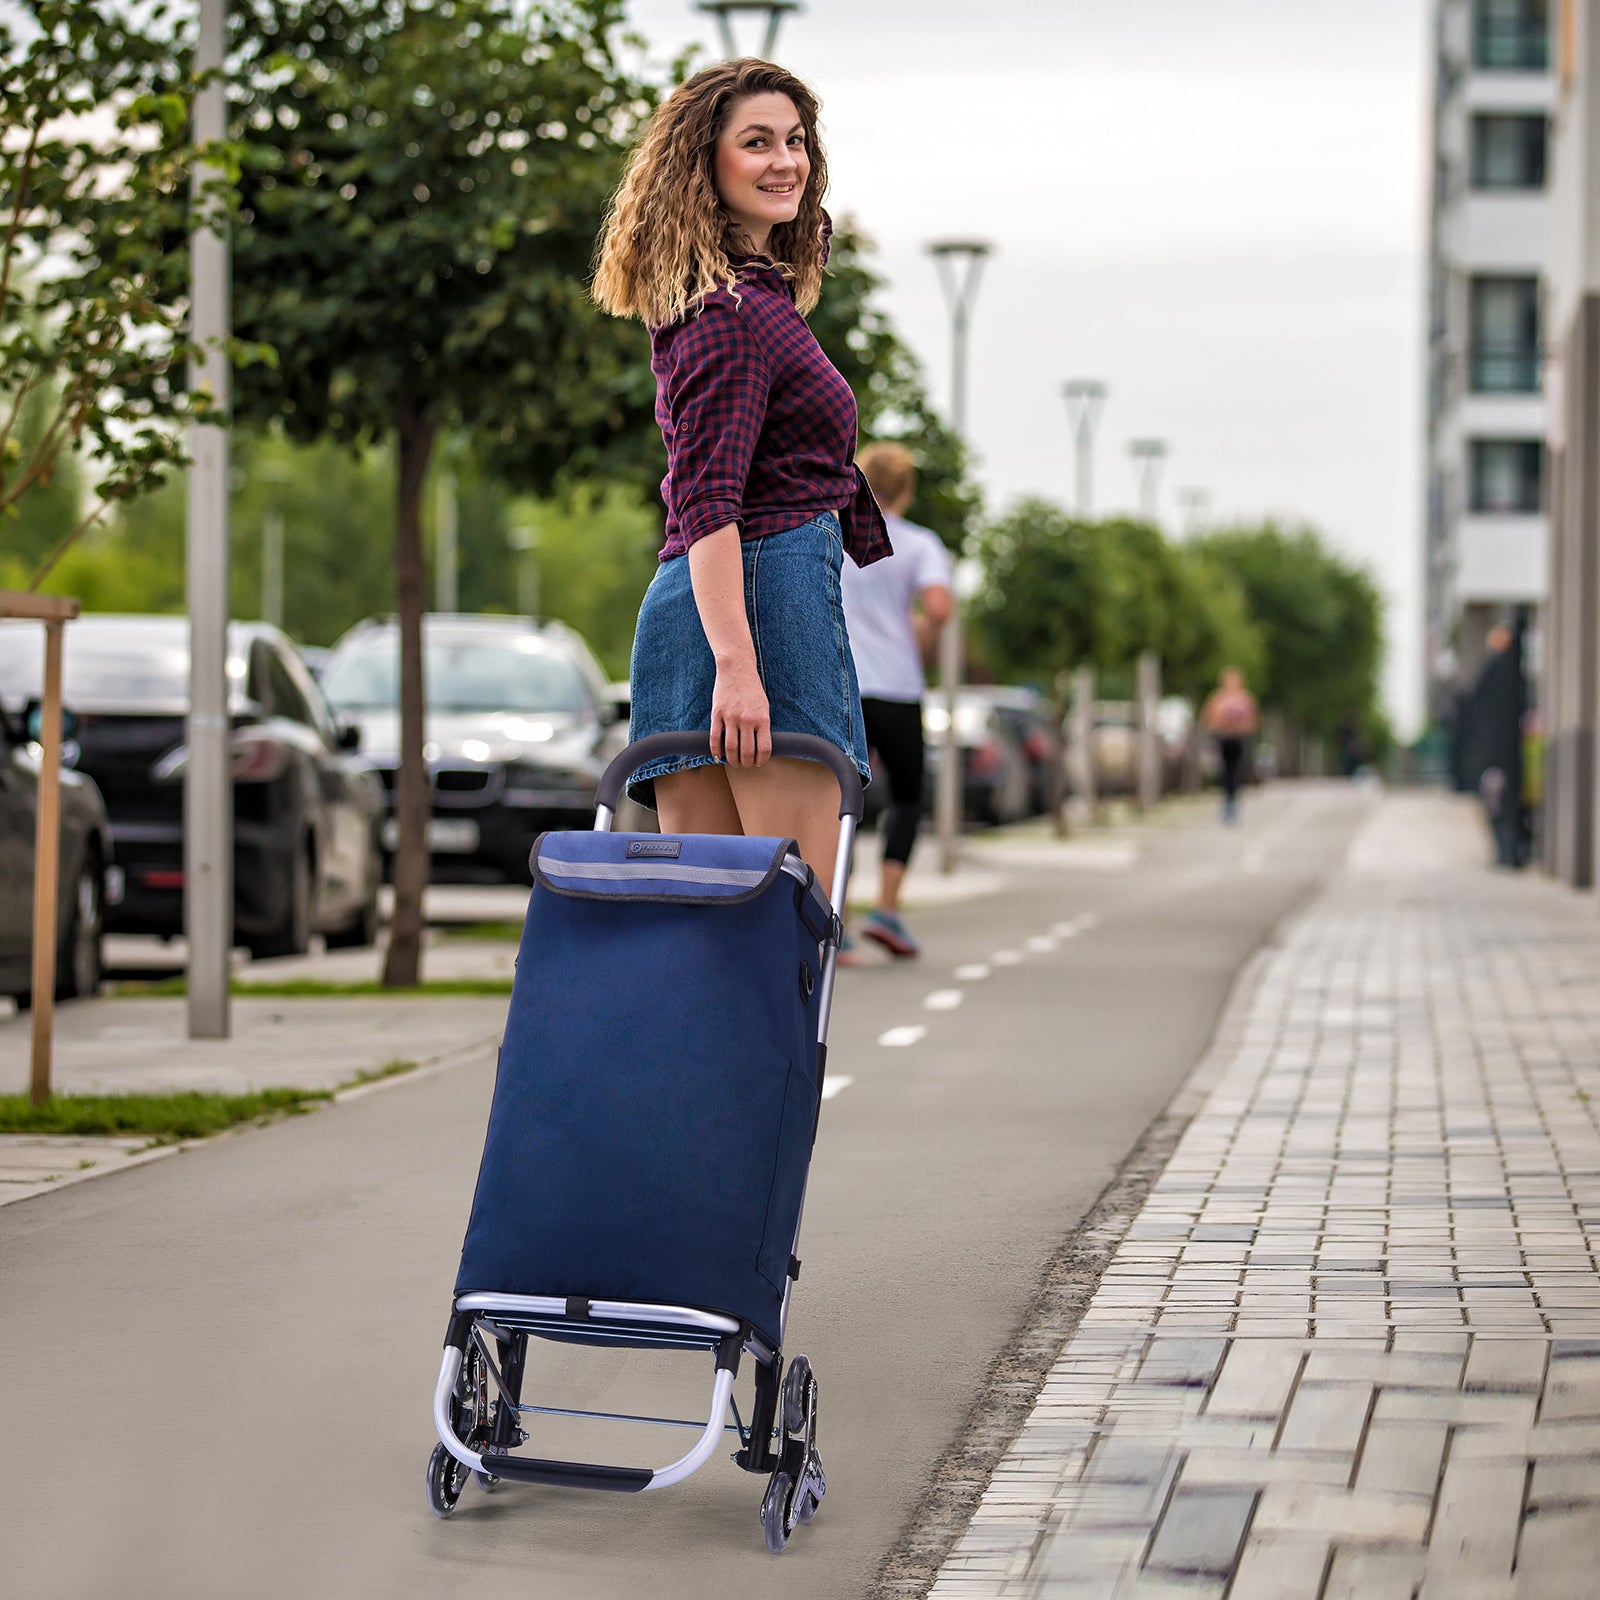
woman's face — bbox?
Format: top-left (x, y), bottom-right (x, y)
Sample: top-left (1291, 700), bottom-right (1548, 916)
top-left (713, 91), bottom-right (809, 253)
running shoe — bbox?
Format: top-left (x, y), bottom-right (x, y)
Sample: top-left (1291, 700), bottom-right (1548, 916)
top-left (862, 909), bottom-right (920, 958)
top-left (836, 930), bottom-right (860, 968)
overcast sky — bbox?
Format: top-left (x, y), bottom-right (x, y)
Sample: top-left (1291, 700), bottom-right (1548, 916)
top-left (625, 0), bottom-right (1432, 734)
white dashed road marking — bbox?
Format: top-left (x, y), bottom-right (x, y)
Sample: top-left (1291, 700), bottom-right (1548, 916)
top-left (1074, 913), bottom-right (1101, 931)
top-left (820, 1075), bottom-right (853, 1101)
top-left (1027, 935), bottom-right (1056, 953)
top-left (992, 950), bottom-right (1023, 966)
top-left (1050, 923), bottom-right (1080, 939)
top-left (924, 990), bottom-right (964, 1012)
top-left (954, 963), bottom-right (990, 981)
top-left (877, 1025), bottom-right (927, 1048)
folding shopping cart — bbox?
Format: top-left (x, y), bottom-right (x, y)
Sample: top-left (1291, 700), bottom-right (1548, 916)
top-left (427, 731), bottom-right (859, 1552)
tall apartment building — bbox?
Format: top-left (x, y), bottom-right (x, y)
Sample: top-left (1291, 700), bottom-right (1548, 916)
top-left (1425, 0), bottom-right (1554, 712)
top-left (1544, 0), bottom-right (1600, 887)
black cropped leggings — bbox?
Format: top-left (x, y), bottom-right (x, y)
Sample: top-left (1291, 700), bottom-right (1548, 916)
top-left (862, 696), bottom-right (926, 866)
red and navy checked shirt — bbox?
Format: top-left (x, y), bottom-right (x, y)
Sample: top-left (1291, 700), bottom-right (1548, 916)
top-left (650, 247), bottom-right (892, 568)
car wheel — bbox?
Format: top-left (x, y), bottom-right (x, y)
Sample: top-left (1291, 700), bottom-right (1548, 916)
top-left (247, 840), bottom-right (313, 961)
top-left (57, 856), bottom-right (104, 1000)
top-left (325, 841), bottom-right (382, 950)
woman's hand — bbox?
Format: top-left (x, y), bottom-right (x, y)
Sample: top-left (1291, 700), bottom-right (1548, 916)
top-left (711, 652), bottom-right (771, 767)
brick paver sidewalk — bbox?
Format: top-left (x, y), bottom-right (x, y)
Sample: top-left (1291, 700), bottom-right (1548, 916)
top-left (930, 793), bottom-right (1600, 1599)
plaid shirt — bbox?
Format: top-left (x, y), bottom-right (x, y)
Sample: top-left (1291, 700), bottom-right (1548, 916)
top-left (650, 254), bottom-right (891, 568)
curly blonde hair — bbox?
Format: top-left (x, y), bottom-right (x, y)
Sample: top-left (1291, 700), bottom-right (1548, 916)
top-left (592, 58), bottom-right (829, 329)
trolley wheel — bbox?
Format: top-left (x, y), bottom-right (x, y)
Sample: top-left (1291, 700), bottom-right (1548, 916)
top-left (426, 1441), bottom-right (469, 1518)
top-left (781, 1353), bottom-right (815, 1435)
top-left (761, 1469), bottom-right (795, 1553)
top-left (473, 1468), bottom-right (500, 1491)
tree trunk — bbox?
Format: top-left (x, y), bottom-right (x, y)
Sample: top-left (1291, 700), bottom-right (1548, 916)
top-left (382, 392), bottom-right (437, 988)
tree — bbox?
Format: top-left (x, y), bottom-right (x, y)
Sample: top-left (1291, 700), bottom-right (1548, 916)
top-left (0, 0), bottom-right (224, 584)
top-left (213, 0), bottom-right (651, 984)
top-left (970, 500), bottom-right (1122, 696)
top-left (1195, 521), bottom-right (1385, 766)
top-left (807, 220), bottom-right (980, 550)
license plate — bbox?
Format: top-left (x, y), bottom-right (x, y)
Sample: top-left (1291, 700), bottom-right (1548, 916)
top-left (382, 818), bottom-right (480, 854)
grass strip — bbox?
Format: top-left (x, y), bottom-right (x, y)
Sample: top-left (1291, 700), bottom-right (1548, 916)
top-left (432, 920), bottom-right (524, 943)
top-left (340, 1059), bottom-right (419, 1089)
top-left (0, 1087), bottom-right (331, 1141)
top-left (115, 977), bottom-right (514, 998)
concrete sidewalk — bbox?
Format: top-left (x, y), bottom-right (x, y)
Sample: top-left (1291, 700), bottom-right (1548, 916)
top-left (929, 790), bottom-right (1600, 1598)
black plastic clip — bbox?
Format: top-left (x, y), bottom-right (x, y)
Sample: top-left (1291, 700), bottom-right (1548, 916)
top-left (789, 1255), bottom-right (801, 1280)
top-left (564, 1296), bottom-right (592, 1320)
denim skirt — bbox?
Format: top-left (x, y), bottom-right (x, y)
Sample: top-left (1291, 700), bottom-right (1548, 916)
top-left (628, 510), bottom-right (871, 808)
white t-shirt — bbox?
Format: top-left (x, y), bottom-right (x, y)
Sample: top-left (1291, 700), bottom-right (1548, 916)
top-left (839, 512), bottom-right (954, 703)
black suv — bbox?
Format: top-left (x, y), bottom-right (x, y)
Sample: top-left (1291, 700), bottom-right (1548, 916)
top-left (0, 701), bottom-right (114, 1006)
top-left (319, 614), bottom-right (631, 883)
top-left (0, 616), bottom-right (386, 958)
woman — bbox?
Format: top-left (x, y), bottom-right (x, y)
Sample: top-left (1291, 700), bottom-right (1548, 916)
top-left (592, 58), bottom-right (890, 892)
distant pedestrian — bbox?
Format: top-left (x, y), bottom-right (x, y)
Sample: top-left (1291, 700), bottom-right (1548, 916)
top-left (1201, 667), bottom-right (1259, 824)
top-left (839, 442), bottom-right (953, 958)
top-left (591, 58), bottom-right (891, 892)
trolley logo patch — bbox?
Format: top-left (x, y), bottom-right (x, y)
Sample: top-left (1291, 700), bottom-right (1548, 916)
top-left (627, 839), bottom-right (682, 859)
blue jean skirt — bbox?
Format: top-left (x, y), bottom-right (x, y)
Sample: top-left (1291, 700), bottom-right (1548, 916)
top-left (628, 510), bottom-right (871, 809)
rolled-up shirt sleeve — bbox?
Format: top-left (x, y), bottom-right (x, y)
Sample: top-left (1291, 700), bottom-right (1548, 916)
top-left (660, 300), bottom-right (772, 550)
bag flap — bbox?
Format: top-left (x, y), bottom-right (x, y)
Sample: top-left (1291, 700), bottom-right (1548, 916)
top-left (531, 831), bottom-right (800, 905)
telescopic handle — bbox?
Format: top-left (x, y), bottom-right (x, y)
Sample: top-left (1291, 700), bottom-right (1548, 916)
top-left (595, 732), bottom-right (864, 821)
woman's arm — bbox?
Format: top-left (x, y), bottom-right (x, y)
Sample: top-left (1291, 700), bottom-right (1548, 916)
top-left (688, 523), bottom-right (770, 766)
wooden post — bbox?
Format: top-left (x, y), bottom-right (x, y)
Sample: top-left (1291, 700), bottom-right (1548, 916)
top-left (0, 591), bottom-right (82, 1107)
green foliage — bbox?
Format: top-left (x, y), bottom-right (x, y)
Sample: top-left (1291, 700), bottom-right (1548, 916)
top-left (808, 220), bottom-right (981, 549)
top-left (969, 500), bottom-right (1120, 701)
top-left (1194, 522), bottom-right (1385, 738)
top-left (0, 0), bottom-right (223, 581)
top-left (224, 0), bottom-right (648, 468)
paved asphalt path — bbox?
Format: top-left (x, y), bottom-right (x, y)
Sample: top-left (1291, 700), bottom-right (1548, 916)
top-left (0, 785), bottom-right (1371, 1600)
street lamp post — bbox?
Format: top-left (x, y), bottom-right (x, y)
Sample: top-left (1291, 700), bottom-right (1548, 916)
top-left (927, 237), bottom-right (992, 875)
top-left (1176, 487), bottom-right (1211, 539)
top-left (695, 0), bottom-right (801, 58)
top-left (1128, 438), bottom-right (1169, 525)
top-left (186, 0), bottom-right (232, 1040)
top-left (1062, 379), bottom-right (1107, 518)
top-left (508, 524), bottom-right (541, 620)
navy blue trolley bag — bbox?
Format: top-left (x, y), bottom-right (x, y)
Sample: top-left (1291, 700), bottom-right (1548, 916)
top-left (427, 732), bottom-right (860, 1553)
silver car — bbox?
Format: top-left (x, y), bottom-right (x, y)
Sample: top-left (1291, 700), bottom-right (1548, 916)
top-left (319, 614), bottom-right (633, 884)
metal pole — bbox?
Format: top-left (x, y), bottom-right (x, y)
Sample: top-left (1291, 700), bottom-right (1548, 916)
top-left (928, 240), bottom-right (991, 875)
top-left (1062, 380), bottom-right (1107, 519)
top-left (1129, 438), bottom-right (1168, 525)
top-left (1136, 650), bottom-right (1162, 812)
top-left (435, 464), bottom-right (457, 614)
top-left (186, 0), bottom-right (232, 1039)
top-left (1072, 662), bottom-right (1097, 824)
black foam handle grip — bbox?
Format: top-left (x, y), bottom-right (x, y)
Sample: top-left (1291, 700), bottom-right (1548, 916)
top-left (594, 731), bottom-right (864, 821)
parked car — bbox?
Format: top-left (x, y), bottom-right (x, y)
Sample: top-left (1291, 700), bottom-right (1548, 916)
top-left (0, 616), bottom-right (386, 959)
top-left (923, 689), bottom-right (1035, 827)
top-left (318, 614), bottom-right (632, 884)
top-left (965, 685), bottom-right (1058, 815)
top-left (0, 701), bottom-right (115, 1006)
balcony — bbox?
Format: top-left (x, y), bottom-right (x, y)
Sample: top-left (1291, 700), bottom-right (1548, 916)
top-left (1469, 341), bottom-right (1541, 393)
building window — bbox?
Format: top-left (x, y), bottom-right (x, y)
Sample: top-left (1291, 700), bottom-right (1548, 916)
top-left (1469, 439), bottom-right (1544, 512)
top-left (1470, 114), bottom-right (1547, 188)
top-left (1474, 0), bottom-right (1550, 70)
top-left (1469, 276), bottom-right (1541, 392)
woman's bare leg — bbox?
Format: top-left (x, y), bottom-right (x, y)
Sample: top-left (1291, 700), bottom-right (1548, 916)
top-left (726, 756), bottom-right (845, 897)
top-left (654, 765), bottom-right (744, 836)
